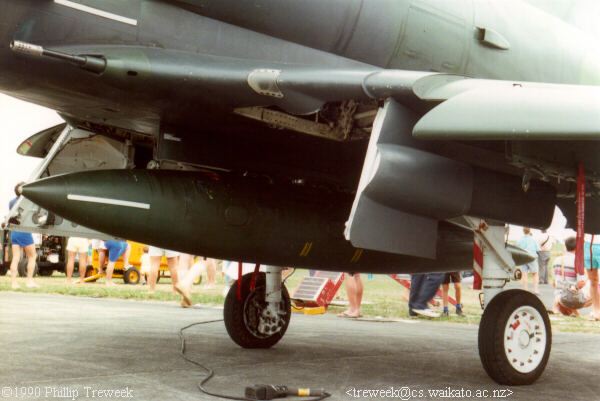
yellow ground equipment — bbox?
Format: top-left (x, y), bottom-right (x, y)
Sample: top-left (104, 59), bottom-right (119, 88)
top-left (84, 241), bottom-right (153, 284)
top-left (84, 241), bottom-right (202, 285)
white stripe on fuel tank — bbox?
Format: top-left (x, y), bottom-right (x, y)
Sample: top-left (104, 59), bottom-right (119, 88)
top-left (67, 194), bottom-right (150, 210)
top-left (54, 0), bottom-right (138, 26)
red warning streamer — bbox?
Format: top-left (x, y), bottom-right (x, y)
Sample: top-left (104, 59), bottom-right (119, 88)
top-left (237, 261), bottom-right (243, 301)
top-left (575, 162), bottom-right (586, 276)
top-left (473, 240), bottom-right (484, 291)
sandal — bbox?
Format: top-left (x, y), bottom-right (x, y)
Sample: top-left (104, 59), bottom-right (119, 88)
top-left (337, 311), bottom-right (362, 319)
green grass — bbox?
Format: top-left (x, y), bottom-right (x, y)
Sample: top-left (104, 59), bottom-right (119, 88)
top-left (0, 274), bottom-right (226, 305)
top-left (3, 269), bottom-right (600, 334)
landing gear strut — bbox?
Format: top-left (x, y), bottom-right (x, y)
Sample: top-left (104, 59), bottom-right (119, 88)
top-left (462, 218), bottom-right (552, 385)
top-left (224, 266), bottom-right (291, 348)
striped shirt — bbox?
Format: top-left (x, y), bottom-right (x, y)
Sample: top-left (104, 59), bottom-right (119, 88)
top-left (554, 252), bottom-right (577, 288)
top-left (554, 253), bottom-right (585, 288)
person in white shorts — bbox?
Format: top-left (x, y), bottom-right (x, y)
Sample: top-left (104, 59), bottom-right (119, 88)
top-left (148, 246), bottom-right (179, 294)
top-left (66, 237), bottom-right (89, 284)
top-left (91, 239), bottom-right (107, 275)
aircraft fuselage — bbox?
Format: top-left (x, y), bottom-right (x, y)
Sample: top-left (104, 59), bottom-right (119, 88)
top-left (2, 0), bottom-right (600, 133)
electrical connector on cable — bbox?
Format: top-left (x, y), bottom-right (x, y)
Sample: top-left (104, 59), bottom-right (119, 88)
top-left (245, 385), bottom-right (325, 400)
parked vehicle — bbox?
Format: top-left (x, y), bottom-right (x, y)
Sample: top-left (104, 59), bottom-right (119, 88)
top-left (0, 231), bottom-right (67, 277)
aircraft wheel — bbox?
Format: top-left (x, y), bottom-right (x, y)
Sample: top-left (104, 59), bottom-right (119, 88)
top-left (224, 272), bottom-right (291, 349)
top-left (123, 267), bottom-right (140, 285)
top-left (479, 289), bottom-right (551, 385)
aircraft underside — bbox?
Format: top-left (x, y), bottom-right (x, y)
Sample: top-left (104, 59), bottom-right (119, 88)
top-left (3, 0), bottom-right (600, 388)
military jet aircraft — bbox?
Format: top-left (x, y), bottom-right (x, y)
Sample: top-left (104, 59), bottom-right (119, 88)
top-left (2, 0), bottom-right (600, 386)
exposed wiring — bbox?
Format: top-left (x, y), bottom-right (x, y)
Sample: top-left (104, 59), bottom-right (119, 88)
top-left (179, 318), bottom-right (330, 401)
top-left (179, 319), bottom-right (251, 401)
top-left (283, 268), bottom-right (296, 285)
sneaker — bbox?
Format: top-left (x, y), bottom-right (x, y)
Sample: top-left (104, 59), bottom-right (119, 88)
top-left (456, 304), bottom-right (464, 316)
top-left (442, 308), bottom-right (449, 317)
top-left (413, 308), bottom-right (441, 318)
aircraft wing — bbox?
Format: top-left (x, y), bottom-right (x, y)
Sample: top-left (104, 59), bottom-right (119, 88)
top-left (413, 81), bottom-right (600, 140)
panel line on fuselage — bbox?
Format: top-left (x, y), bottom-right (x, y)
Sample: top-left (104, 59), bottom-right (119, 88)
top-left (54, 0), bottom-right (138, 26)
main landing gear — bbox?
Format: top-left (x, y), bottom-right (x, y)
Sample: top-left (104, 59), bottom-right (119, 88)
top-left (224, 266), bottom-right (292, 349)
top-left (463, 218), bottom-right (552, 385)
top-left (222, 224), bottom-right (552, 385)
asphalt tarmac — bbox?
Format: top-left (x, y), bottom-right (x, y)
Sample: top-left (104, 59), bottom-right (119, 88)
top-left (1, 292), bottom-right (599, 401)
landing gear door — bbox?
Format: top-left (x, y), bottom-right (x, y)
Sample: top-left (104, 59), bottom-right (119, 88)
top-left (344, 99), bottom-right (438, 259)
top-left (5, 125), bottom-right (131, 240)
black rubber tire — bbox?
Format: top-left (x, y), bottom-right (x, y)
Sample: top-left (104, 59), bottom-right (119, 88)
top-left (17, 258), bottom-right (38, 277)
top-left (123, 267), bottom-right (141, 285)
top-left (38, 268), bottom-right (54, 277)
top-left (478, 289), bottom-right (551, 385)
top-left (224, 272), bottom-right (291, 349)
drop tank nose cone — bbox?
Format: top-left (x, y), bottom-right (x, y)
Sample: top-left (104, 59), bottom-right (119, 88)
top-left (21, 174), bottom-right (69, 212)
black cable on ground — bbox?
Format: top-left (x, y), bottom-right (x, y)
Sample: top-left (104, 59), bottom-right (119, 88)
top-left (179, 320), bottom-right (330, 401)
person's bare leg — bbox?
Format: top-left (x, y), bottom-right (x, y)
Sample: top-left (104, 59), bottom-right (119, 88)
top-left (175, 254), bottom-right (198, 307)
top-left (105, 260), bottom-right (116, 286)
top-left (521, 272), bottom-right (528, 291)
top-left (66, 250), bottom-right (76, 284)
top-left (24, 244), bottom-right (38, 288)
top-left (167, 256), bottom-right (179, 292)
top-left (340, 275), bottom-right (359, 317)
top-left (454, 282), bottom-right (462, 305)
top-left (442, 283), bottom-right (450, 309)
top-left (354, 274), bottom-right (363, 316)
top-left (532, 272), bottom-right (540, 293)
top-left (77, 252), bottom-right (87, 284)
top-left (148, 256), bottom-right (161, 293)
top-left (207, 259), bottom-right (216, 287)
top-left (177, 254), bottom-right (193, 284)
top-left (97, 250), bottom-right (106, 275)
top-left (9, 245), bottom-right (21, 289)
top-left (588, 269), bottom-right (600, 319)
top-left (123, 243), bottom-right (131, 267)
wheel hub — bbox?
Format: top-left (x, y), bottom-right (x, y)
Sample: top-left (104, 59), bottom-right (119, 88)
top-left (518, 330), bottom-right (530, 348)
top-left (504, 306), bottom-right (546, 373)
top-left (243, 288), bottom-right (286, 338)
